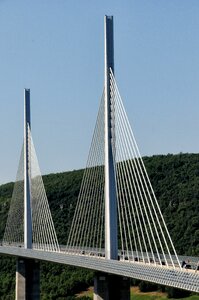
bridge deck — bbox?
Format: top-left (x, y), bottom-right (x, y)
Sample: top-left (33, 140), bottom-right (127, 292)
top-left (0, 246), bottom-right (198, 293)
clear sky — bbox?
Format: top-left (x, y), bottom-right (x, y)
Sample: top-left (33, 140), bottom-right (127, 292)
top-left (0, 0), bottom-right (199, 185)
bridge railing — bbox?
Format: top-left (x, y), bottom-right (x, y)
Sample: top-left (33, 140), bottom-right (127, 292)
top-left (3, 241), bottom-right (197, 271)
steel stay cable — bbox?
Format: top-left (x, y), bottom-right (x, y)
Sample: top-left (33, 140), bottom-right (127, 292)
top-left (67, 97), bottom-right (104, 250)
top-left (84, 104), bottom-right (105, 249)
top-left (114, 93), bottom-right (169, 266)
top-left (120, 165), bottom-right (141, 261)
top-left (112, 75), bottom-right (176, 267)
top-left (109, 76), bottom-right (125, 259)
top-left (111, 71), bottom-right (168, 265)
top-left (67, 92), bottom-right (105, 250)
top-left (113, 89), bottom-right (153, 264)
top-left (112, 82), bottom-right (145, 262)
top-left (116, 150), bottom-right (129, 259)
top-left (77, 100), bottom-right (105, 250)
top-left (3, 143), bottom-right (24, 245)
top-left (111, 80), bottom-right (133, 260)
top-left (93, 166), bottom-right (105, 251)
top-left (114, 98), bottom-right (151, 263)
top-left (83, 164), bottom-right (103, 249)
top-left (66, 127), bottom-right (100, 250)
top-left (109, 76), bottom-right (125, 260)
top-left (117, 160), bottom-right (132, 259)
top-left (115, 162), bottom-right (125, 259)
top-left (89, 113), bottom-right (105, 251)
top-left (30, 132), bottom-right (49, 250)
top-left (31, 147), bottom-right (46, 250)
top-left (5, 151), bottom-right (23, 243)
top-left (90, 165), bottom-right (104, 250)
top-left (71, 94), bottom-right (105, 251)
top-left (114, 73), bottom-right (180, 269)
top-left (32, 161), bottom-right (49, 250)
top-left (131, 136), bottom-right (180, 267)
top-left (30, 131), bottom-right (59, 251)
top-left (31, 174), bottom-right (43, 250)
top-left (30, 140), bottom-right (50, 251)
top-left (114, 91), bottom-right (163, 267)
top-left (115, 102), bottom-right (139, 261)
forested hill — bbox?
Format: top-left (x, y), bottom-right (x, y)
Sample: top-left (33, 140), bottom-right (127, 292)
top-left (144, 153), bottom-right (199, 256)
top-left (0, 153), bottom-right (199, 255)
top-left (0, 153), bottom-right (199, 299)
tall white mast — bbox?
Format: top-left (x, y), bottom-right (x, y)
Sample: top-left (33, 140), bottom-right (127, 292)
top-left (104, 16), bottom-right (118, 260)
top-left (24, 88), bottom-right (32, 249)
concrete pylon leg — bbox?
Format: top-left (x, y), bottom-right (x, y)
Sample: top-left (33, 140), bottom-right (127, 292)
top-left (16, 258), bottom-right (40, 300)
top-left (94, 272), bottom-right (130, 300)
top-left (16, 259), bottom-right (26, 300)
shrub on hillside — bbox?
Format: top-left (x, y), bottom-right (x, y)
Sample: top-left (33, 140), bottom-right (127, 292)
top-left (138, 281), bottom-right (158, 292)
top-left (166, 287), bottom-right (191, 298)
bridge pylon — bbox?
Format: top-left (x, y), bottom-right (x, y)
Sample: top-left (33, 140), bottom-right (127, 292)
top-left (24, 89), bottom-right (32, 249)
top-left (104, 15), bottom-right (118, 261)
top-left (64, 10), bottom-right (188, 297)
top-left (16, 89), bottom-right (40, 300)
top-left (3, 89), bottom-right (59, 299)
top-left (3, 91), bottom-right (59, 252)
top-left (94, 15), bottom-right (130, 300)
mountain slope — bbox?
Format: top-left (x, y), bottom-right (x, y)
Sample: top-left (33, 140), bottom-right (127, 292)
top-left (0, 153), bottom-right (198, 299)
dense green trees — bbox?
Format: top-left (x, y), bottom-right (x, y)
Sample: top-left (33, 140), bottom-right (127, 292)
top-left (0, 153), bottom-right (198, 299)
top-left (144, 153), bottom-right (199, 255)
top-left (40, 263), bottom-right (93, 299)
top-left (0, 256), bottom-right (15, 299)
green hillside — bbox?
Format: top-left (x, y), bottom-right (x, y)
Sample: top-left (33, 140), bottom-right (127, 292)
top-left (0, 153), bottom-right (198, 299)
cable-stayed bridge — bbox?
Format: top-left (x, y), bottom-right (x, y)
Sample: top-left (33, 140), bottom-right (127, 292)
top-left (0, 16), bottom-right (199, 300)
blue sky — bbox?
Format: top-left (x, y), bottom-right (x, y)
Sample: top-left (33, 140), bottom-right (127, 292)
top-left (0, 1), bottom-right (199, 184)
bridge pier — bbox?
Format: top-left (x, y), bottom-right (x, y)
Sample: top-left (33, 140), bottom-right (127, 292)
top-left (16, 258), bottom-right (40, 300)
top-left (94, 272), bottom-right (130, 300)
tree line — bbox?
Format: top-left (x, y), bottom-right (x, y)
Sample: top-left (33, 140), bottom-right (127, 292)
top-left (0, 153), bottom-right (198, 299)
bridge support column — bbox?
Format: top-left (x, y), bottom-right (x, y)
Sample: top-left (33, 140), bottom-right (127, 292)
top-left (16, 258), bottom-right (40, 300)
top-left (94, 272), bottom-right (130, 300)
